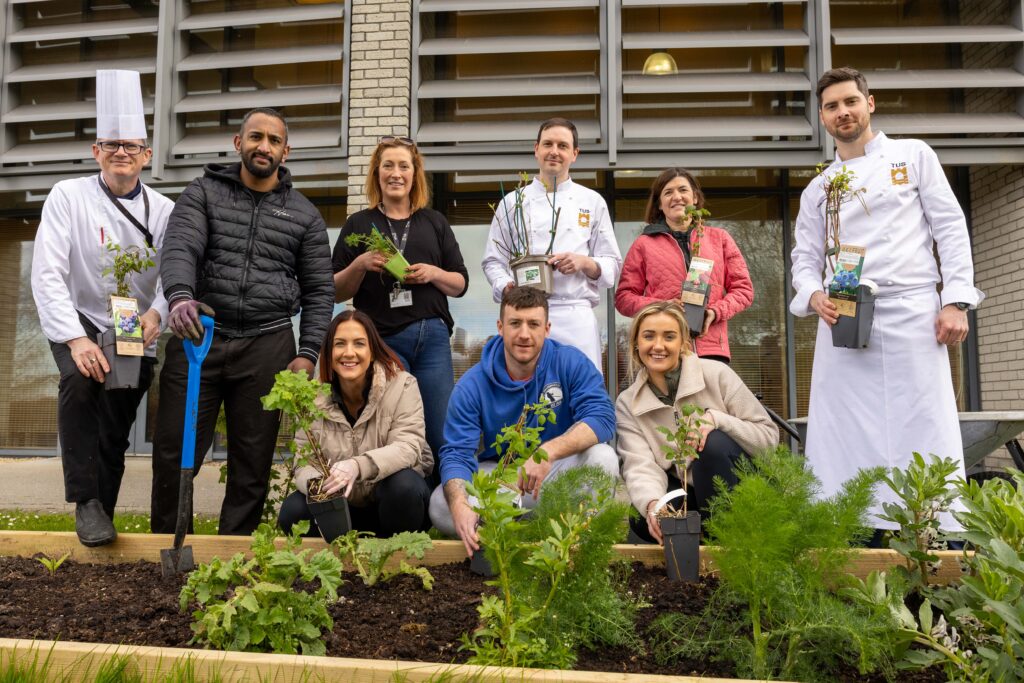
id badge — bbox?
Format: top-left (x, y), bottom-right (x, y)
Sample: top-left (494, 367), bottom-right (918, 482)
top-left (389, 285), bottom-right (413, 308)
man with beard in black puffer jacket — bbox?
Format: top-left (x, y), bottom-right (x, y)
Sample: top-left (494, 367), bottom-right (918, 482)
top-left (151, 107), bottom-right (334, 536)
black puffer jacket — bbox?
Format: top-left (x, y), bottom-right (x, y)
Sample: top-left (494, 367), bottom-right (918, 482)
top-left (161, 163), bottom-right (334, 363)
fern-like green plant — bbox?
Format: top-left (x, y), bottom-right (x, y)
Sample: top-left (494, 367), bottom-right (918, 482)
top-left (460, 401), bottom-right (636, 670)
top-left (652, 447), bottom-right (894, 681)
top-left (334, 530), bottom-right (434, 590)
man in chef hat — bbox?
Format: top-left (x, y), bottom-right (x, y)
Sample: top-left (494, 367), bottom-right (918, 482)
top-left (31, 70), bottom-right (174, 547)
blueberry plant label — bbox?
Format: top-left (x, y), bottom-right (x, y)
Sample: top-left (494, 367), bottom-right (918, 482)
top-left (828, 245), bottom-right (866, 318)
top-left (110, 295), bottom-right (144, 356)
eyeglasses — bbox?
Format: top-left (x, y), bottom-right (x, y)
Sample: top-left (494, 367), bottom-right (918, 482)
top-left (96, 141), bottom-right (147, 155)
top-left (378, 135), bottom-right (415, 146)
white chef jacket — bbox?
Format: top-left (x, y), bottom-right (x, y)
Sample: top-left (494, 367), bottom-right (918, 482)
top-left (790, 132), bottom-right (984, 529)
top-left (791, 132), bottom-right (983, 314)
top-left (31, 175), bottom-right (174, 357)
top-left (482, 177), bottom-right (622, 307)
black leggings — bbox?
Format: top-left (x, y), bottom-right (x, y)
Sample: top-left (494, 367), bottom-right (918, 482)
top-left (279, 468), bottom-right (431, 538)
top-left (629, 429), bottom-right (746, 544)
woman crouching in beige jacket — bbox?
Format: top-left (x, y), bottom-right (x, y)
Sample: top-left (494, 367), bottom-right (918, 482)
top-left (279, 309), bottom-right (434, 538)
top-left (616, 302), bottom-right (779, 545)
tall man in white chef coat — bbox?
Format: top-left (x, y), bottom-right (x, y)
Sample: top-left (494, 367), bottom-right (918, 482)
top-left (790, 67), bottom-right (984, 532)
top-left (482, 118), bottom-right (622, 372)
top-left (31, 70), bottom-right (173, 547)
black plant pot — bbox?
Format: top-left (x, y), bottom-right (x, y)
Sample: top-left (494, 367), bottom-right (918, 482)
top-left (660, 511), bottom-right (701, 582)
top-left (684, 301), bottom-right (707, 338)
top-left (470, 547), bottom-right (495, 577)
top-left (307, 493), bottom-right (352, 543)
top-left (98, 328), bottom-right (142, 390)
top-left (831, 284), bottom-right (876, 349)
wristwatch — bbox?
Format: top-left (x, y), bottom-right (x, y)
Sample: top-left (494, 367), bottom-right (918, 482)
top-left (954, 302), bottom-right (970, 311)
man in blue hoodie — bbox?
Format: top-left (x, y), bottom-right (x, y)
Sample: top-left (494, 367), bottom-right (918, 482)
top-left (428, 286), bottom-right (619, 556)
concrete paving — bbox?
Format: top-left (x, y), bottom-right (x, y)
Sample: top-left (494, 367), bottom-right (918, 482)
top-left (0, 456), bottom-right (226, 516)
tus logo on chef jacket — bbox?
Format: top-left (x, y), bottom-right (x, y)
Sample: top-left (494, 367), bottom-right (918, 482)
top-left (577, 208), bottom-right (591, 229)
top-left (890, 162), bottom-right (909, 186)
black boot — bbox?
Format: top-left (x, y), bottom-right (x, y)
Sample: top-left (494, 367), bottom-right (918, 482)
top-left (75, 499), bottom-right (117, 547)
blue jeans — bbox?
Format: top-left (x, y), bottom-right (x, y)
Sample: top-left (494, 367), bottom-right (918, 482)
top-left (383, 318), bottom-right (454, 485)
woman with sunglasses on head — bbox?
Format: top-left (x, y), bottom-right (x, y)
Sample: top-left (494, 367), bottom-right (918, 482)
top-left (279, 309), bottom-right (433, 538)
top-left (616, 302), bottom-right (778, 545)
top-left (333, 136), bottom-right (469, 486)
top-left (615, 168), bottom-right (753, 363)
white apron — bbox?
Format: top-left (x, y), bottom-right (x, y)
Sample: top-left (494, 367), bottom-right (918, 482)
top-left (804, 287), bottom-right (965, 530)
top-left (548, 299), bottom-right (602, 374)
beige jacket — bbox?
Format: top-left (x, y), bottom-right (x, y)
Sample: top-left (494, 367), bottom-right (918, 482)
top-left (293, 364), bottom-right (432, 507)
top-left (615, 353), bottom-right (779, 515)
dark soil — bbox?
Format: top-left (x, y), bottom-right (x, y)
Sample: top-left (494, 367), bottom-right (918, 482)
top-left (0, 556), bottom-right (945, 681)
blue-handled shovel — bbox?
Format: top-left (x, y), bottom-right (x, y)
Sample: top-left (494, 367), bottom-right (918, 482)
top-left (161, 315), bottom-right (214, 578)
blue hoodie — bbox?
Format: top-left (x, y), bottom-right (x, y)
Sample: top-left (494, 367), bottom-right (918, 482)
top-left (439, 336), bottom-right (616, 485)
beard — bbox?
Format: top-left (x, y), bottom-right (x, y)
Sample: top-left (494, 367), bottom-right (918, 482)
top-left (829, 118), bottom-right (868, 144)
top-left (241, 149), bottom-right (280, 179)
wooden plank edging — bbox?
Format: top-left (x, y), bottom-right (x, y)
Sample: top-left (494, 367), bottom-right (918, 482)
top-left (0, 531), bottom-right (968, 584)
top-left (0, 638), bottom-right (764, 683)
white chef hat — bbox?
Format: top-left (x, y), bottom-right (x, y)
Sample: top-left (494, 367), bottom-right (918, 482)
top-left (95, 69), bottom-right (147, 140)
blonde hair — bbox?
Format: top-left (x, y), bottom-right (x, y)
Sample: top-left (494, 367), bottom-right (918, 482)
top-left (626, 301), bottom-right (692, 380)
top-left (365, 139), bottom-right (430, 211)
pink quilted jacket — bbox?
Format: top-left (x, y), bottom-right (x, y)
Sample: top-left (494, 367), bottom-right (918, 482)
top-left (615, 223), bottom-right (754, 359)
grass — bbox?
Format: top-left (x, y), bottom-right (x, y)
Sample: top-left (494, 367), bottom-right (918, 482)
top-left (0, 510), bottom-right (219, 535)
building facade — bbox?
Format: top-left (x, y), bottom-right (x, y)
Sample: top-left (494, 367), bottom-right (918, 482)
top-left (0, 0), bottom-right (1021, 463)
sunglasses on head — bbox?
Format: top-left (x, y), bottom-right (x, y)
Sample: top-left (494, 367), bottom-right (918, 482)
top-left (379, 135), bottom-right (415, 146)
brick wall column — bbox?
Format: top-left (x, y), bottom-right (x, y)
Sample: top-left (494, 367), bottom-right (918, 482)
top-left (346, 0), bottom-right (412, 215)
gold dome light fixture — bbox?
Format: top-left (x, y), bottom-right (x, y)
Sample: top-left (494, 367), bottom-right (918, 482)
top-left (643, 51), bottom-right (678, 76)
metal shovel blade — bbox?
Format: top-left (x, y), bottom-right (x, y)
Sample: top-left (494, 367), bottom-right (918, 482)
top-left (160, 544), bottom-right (194, 577)
top-left (160, 469), bottom-right (196, 578)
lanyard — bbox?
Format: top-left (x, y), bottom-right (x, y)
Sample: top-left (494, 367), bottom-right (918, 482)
top-left (379, 205), bottom-right (411, 256)
top-left (98, 174), bottom-right (153, 247)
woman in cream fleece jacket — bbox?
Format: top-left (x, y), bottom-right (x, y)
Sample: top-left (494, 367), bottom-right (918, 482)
top-left (279, 309), bottom-right (433, 538)
top-left (616, 301), bottom-right (778, 544)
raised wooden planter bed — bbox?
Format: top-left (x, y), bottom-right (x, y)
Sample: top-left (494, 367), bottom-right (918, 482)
top-left (0, 531), bottom-right (965, 682)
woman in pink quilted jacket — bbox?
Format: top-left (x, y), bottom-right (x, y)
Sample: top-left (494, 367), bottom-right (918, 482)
top-left (615, 168), bottom-right (754, 362)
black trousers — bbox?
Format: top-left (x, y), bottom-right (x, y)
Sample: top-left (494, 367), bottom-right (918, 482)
top-left (629, 429), bottom-right (745, 544)
top-left (151, 328), bottom-right (295, 536)
top-left (50, 315), bottom-right (154, 519)
top-left (278, 468), bottom-right (432, 538)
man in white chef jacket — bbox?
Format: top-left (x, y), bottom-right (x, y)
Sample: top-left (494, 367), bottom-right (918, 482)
top-left (482, 117), bottom-right (622, 372)
top-left (30, 70), bottom-right (173, 547)
top-left (790, 66), bottom-right (984, 534)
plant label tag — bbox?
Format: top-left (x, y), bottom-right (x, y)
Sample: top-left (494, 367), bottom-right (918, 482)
top-left (516, 264), bottom-right (542, 286)
top-left (681, 257), bottom-right (714, 306)
top-left (828, 245), bottom-right (866, 318)
top-left (110, 295), bottom-right (144, 356)
top-left (388, 287), bottom-right (413, 308)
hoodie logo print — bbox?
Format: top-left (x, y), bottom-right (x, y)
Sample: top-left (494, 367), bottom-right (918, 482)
top-left (540, 382), bottom-right (563, 409)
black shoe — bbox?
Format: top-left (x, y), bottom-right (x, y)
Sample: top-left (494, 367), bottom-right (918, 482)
top-left (75, 499), bottom-right (117, 547)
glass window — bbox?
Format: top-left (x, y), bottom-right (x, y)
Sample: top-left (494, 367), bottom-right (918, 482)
top-left (0, 219), bottom-right (60, 450)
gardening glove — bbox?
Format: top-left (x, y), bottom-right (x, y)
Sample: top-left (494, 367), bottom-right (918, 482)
top-left (167, 299), bottom-right (215, 342)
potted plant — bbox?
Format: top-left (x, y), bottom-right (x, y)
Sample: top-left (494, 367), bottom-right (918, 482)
top-left (489, 172), bottom-right (561, 293)
top-left (817, 163), bottom-right (876, 348)
top-left (99, 240), bottom-right (154, 390)
top-left (344, 225), bottom-right (411, 282)
top-left (466, 399), bottom-right (552, 576)
top-left (679, 205), bottom-right (713, 338)
top-left (654, 404), bottom-right (707, 582)
top-left (260, 370), bottom-right (351, 542)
